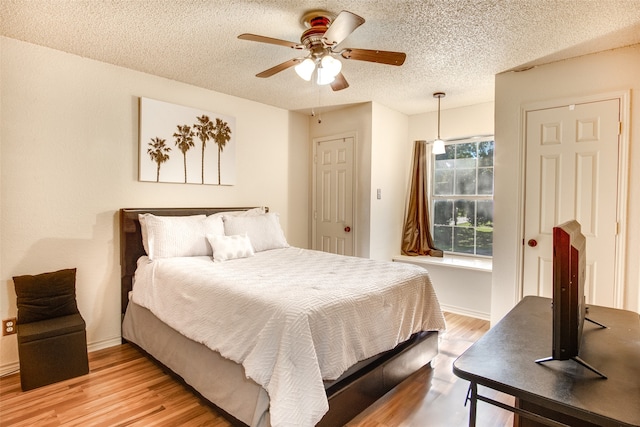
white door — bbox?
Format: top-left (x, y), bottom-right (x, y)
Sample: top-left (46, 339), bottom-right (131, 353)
top-left (313, 135), bottom-right (355, 255)
top-left (522, 99), bottom-right (620, 307)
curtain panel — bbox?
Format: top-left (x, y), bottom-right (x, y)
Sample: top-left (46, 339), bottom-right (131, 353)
top-left (401, 140), bottom-right (443, 257)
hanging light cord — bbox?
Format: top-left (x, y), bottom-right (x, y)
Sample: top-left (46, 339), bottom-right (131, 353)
top-left (433, 92), bottom-right (445, 140)
top-left (437, 95), bottom-right (441, 140)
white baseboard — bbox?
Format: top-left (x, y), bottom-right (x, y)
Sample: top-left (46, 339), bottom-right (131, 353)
top-left (0, 362), bottom-right (20, 377)
top-left (440, 303), bottom-right (491, 321)
top-left (87, 336), bottom-right (122, 353)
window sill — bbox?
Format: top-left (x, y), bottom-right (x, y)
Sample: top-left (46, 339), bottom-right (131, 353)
top-left (392, 254), bottom-right (492, 273)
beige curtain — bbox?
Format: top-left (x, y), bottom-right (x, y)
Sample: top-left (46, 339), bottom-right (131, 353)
top-left (401, 140), bottom-right (443, 257)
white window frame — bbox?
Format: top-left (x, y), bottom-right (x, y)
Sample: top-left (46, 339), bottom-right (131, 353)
top-left (430, 135), bottom-right (495, 258)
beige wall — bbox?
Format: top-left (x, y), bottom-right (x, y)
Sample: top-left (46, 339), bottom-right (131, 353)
top-left (407, 102), bottom-right (495, 319)
top-left (369, 103), bottom-right (409, 261)
top-left (0, 37), bottom-right (309, 372)
top-left (309, 101), bottom-right (496, 317)
top-left (307, 102), bottom-right (409, 261)
top-left (309, 103), bottom-right (373, 257)
top-left (493, 44), bottom-right (640, 324)
top-left (408, 101), bottom-right (494, 142)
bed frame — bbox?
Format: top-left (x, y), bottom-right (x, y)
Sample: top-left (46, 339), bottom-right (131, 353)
top-left (119, 207), bottom-right (439, 426)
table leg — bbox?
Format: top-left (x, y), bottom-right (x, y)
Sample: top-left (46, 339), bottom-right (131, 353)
top-left (469, 382), bottom-right (478, 427)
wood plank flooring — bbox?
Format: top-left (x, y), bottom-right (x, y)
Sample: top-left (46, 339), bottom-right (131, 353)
top-left (0, 313), bottom-right (514, 426)
top-left (347, 313), bottom-right (514, 427)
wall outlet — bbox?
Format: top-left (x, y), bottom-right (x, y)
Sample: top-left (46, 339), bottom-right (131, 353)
top-left (2, 318), bottom-right (17, 336)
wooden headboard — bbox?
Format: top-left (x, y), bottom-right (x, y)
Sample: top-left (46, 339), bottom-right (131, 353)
top-left (119, 207), bottom-right (265, 317)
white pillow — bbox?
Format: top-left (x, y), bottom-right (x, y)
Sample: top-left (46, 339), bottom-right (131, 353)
top-left (207, 207), bottom-right (266, 219)
top-left (222, 213), bottom-right (289, 252)
top-left (235, 207), bottom-right (266, 216)
top-left (138, 214), bottom-right (208, 260)
top-left (203, 214), bottom-right (225, 237)
top-left (208, 233), bottom-right (255, 262)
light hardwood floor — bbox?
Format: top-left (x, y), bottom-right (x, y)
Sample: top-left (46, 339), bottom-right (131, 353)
top-left (0, 313), bottom-right (514, 426)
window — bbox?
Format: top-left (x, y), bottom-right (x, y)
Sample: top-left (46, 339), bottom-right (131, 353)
top-left (432, 138), bottom-right (494, 256)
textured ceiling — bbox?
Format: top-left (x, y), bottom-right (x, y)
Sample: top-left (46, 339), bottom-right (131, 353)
top-left (2, 0), bottom-right (640, 115)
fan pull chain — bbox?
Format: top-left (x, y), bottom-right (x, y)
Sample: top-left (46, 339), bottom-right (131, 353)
top-left (316, 86), bottom-right (323, 123)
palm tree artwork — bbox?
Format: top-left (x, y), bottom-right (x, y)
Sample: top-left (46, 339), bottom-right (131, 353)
top-left (173, 124), bottom-right (195, 183)
top-left (139, 97), bottom-right (235, 185)
top-left (212, 118), bottom-right (232, 185)
top-left (147, 137), bottom-right (171, 182)
top-left (194, 115), bottom-right (214, 184)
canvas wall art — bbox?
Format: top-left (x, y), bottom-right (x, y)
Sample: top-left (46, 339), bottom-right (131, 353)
top-left (139, 97), bottom-right (236, 185)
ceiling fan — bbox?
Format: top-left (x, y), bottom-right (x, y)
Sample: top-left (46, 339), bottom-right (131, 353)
top-left (238, 10), bottom-right (406, 91)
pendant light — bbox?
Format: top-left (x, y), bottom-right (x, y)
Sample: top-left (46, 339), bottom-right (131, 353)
top-left (432, 92), bottom-right (446, 155)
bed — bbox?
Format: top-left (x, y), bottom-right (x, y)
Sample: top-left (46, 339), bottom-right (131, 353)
top-left (120, 207), bottom-right (445, 427)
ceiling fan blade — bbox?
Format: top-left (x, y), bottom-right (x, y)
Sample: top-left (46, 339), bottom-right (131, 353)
top-left (330, 72), bottom-right (349, 91)
top-left (340, 48), bottom-right (406, 66)
top-left (238, 33), bottom-right (304, 50)
top-left (255, 58), bottom-right (301, 78)
top-left (322, 10), bottom-right (365, 47)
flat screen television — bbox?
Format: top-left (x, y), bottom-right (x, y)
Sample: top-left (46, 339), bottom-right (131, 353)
top-left (535, 219), bottom-right (607, 378)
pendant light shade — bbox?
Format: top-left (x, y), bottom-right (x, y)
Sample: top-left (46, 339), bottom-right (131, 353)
top-left (433, 139), bottom-right (445, 155)
top-left (433, 92), bottom-right (446, 155)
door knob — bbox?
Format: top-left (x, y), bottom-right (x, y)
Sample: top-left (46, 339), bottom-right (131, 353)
top-left (527, 239), bottom-right (538, 247)
top-left (344, 226), bottom-right (351, 233)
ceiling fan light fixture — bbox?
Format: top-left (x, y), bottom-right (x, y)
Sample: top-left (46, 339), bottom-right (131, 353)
top-left (238, 10), bottom-right (405, 92)
top-left (321, 54), bottom-right (342, 77)
top-left (432, 92), bottom-right (446, 155)
top-left (315, 55), bottom-right (341, 85)
top-left (316, 66), bottom-right (336, 85)
top-left (294, 58), bottom-right (315, 81)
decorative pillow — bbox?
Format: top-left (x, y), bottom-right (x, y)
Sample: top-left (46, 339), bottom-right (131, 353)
top-left (138, 214), bottom-right (208, 260)
top-left (208, 234), bottom-right (255, 262)
top-left (223, 213), bottom-right (289, 252)
top-left (13, 268), bottom-right (79, 324)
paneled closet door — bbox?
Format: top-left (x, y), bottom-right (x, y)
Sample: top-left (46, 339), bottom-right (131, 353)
top-left (522, 98), bottom-right (620, 307)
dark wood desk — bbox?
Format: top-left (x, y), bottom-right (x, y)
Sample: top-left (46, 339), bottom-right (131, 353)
top-left (453, 296), bottom-right (640, 427)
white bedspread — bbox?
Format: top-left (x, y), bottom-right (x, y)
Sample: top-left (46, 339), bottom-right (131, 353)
top-left (131, 247), bottom-right (445, 427)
